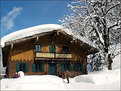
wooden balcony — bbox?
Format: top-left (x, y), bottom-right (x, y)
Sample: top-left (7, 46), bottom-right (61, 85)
top-left (35, 52), bottom-right (72, 59)
top-left (36, 53), bottom-right (54, 58)
top-left (56, 54), bottom-right (72, 58)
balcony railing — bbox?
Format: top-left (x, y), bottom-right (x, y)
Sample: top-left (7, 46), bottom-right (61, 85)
top-left (35, 52), bottom-right (72, 59)
top-left (36, 53), bottom-right (54, 58)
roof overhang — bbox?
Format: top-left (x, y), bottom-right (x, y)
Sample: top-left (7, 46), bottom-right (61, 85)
top-left (4, 30), bottom-right (99, 55)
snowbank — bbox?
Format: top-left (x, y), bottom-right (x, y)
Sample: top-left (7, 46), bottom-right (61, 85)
top-left (74, 75), bottom-right (95, 84)
top-left (1, 75), bottom-right (65, 90)
top-left (112, 54), bottom-right (120, 70)
top-left (67, 67), bottom-right (120, 90)
top-left (1, 66), bottom-right (120, 90)
top-left (75, 69), bottom-right (120, 85)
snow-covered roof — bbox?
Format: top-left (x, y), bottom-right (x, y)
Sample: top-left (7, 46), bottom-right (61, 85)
top-left (0, 24), bottom-right (93, 48)
top-left (0, 24), bottom-right (64, 47)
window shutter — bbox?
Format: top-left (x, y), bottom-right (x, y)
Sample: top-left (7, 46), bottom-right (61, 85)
top-left (49, 45), bottom-right (53, 53)
top-left (35, 45), bottom-right (38, 52)
top-left (40, 45), bottom-right (42, 52)
top-left (38, 45), bottom-right (40, 52)
top-left (69, 64), bottom-right (72, 71)
top-left (16, 63), bottom-right (19, 72)
top-left (38, 45), bottom-right (42, 52)
top-left (41, 64), bottom-right (44, 72)
top-left (32, 64), bottom-right (36, 72)
top-left (74, 63), bottom-right (77, 72)
top-left (61, 64), bottom-right (64, 72)
top-left (26, 63), bottom-right (29, 72)
top-left (53, 45), bottom-right (56, 53)
top-left (80, 63), bottom-right (83, 71)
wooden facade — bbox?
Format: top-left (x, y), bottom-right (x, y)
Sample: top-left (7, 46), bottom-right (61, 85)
top-left (2, 30), bottom-right (98, 78)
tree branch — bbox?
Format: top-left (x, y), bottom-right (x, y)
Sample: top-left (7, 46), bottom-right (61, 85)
top-left (106, 3), bottom-right (120, 14)
top-left (110, 30), bottom-right (120, 43)
top-left (108, 23), bottom-right (118, 30)
top-left (91, 25), bottom-right (105, 47)
top-left (112, 51), bottom-right (121, 59)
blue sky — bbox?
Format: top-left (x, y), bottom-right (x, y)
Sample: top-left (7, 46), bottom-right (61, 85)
top-left (1, 0), bottom-right (72, 38)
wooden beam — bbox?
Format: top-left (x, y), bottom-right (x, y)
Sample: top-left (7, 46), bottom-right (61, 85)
top-left (57, 31), bottom-right (60, 35)
top-left (36, 36), bottom-right (39, 41)
top-left (11, 44), bottom-right (13, 49)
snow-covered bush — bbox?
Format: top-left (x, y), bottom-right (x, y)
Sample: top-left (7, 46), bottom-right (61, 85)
top-left (18, 71), bottom-right (24, 77)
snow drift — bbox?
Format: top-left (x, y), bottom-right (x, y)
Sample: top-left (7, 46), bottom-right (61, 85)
top-left (1, 75), bottom-right (65, 90)
top-left (1, 68), bottom-right (120, 90)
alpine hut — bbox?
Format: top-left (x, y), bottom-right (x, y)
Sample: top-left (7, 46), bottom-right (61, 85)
top-left (1, 24), bottom-right (98, 78)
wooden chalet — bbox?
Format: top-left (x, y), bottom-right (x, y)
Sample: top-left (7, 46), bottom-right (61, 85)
top-left (2, 29), bottom-right (98, 78)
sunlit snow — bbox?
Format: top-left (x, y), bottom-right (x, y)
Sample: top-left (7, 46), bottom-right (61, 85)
top-left (0, 24), bottom-right (93, 47)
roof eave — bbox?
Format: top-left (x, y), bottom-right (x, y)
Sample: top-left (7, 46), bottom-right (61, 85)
top-left (4, 29), bottom-right (99, 54)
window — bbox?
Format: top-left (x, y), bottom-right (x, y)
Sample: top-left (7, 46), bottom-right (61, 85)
top-left (19, 63), bottom-right (26, 72)
top-left (62, 46), bottom-right (69, 53)
top-left (61, 63), bottom-right (71, 72)
top-left (16, 63), bottom-right (29, 72)
top-left (74, 63), bottom-right (83, 72)
top-left (32, 63), bottom-right (44, 72)
top-left (49, 45), bottom-right (56, 53)
top-left (35, 44), bottom-right (42, 52)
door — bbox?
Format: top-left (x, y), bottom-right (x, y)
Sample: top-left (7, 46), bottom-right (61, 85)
top-left (49, 63), bottom-right (57, 75)
top-left (61, 63), bottom-right (71, 72)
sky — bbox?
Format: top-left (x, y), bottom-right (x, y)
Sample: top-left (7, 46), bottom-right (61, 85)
top-left (0, 0), bottom-right (72, 38)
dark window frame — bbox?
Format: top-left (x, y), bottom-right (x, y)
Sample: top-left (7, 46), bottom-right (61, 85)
top-left (61, 63), bottom-right (71, 72)
top-left (49, 45), bottom-right (56, 53)
top-left (32, 63), bottom-right (44, 72)
top-left (19, 63), bottom-right (26, 72)
top-left (35, 63), bottom-right (42, 72)
top-left (62, 46), bottom-right (69, 54)
top-left (16, 63), bottom-right (29, 72)
top-left (74, 63), bottom-right (83, 72)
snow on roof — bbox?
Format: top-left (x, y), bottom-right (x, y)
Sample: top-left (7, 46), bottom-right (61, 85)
top-left (0, 24), bottom-right (93, 48)
top-left (0, 24), bottom-right (64, 47)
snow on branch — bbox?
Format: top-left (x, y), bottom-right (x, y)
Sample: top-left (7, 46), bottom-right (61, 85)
top-left (106, 3), bottom-right (120, 15)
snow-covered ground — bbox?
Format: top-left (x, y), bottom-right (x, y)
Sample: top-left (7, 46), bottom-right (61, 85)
top-left (1, 54), bottom-right (120, 90)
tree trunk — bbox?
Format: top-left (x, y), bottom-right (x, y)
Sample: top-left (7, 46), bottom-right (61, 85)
top-left (103, 17), bottom-right (112, 70)
top-left (108, 62), bottom-right (112, 70)
top-left (108, 54), bottom-right (113, 70)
